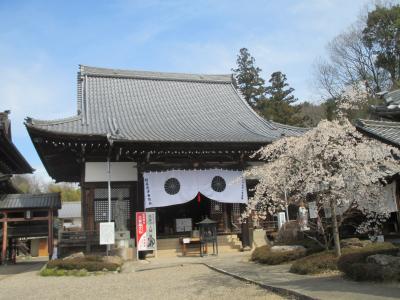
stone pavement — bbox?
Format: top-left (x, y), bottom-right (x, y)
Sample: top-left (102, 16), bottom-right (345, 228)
top-left (0, 258), bottom-right (47, 281)
top-left (134, 252), bottom-right (400, 300)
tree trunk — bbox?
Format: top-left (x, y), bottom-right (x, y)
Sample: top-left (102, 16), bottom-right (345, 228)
top-left (330, 199), bottom-right (341, 257)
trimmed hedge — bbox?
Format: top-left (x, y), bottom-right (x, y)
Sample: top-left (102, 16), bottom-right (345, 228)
top-left (251, 245), bottom-right (307, 265)
top-left (290, 242), bottom-right (397, 275)
top-left (47, 258), bottom-right (120, 272)
top-left (290, 251), bottom-right (338, 275)
top-left (338, 247), bottom-right (399, 282)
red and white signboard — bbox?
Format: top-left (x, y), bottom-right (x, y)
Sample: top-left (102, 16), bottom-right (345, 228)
top-left (136, 212), bottom-right (157, 254)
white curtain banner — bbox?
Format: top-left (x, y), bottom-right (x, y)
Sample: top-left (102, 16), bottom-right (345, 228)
top-left (143, 169), bottom-right (248, 208)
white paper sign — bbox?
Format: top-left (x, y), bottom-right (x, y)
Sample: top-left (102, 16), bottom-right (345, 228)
top-left (100, 222), bottom-right (115, 245)
top-left (308, 201), bottom-right (318, 219)
top-left (277, 212), bottom-right (286, 229)
top-left (383, 182), bottom-right (398, 213)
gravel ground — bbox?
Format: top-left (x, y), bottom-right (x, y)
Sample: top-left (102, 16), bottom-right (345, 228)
top-left (0, 263), bottom-right (284, 300)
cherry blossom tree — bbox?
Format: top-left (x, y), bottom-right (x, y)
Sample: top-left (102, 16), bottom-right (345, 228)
top-left (245, 119), bottom-right (400, 256)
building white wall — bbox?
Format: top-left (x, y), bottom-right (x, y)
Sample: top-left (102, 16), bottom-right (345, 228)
top-left (85, 162), bottom-right (137, 182)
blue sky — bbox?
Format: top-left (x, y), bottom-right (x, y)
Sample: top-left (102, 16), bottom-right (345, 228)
top-left (0, 0), bottom-right (371, 182)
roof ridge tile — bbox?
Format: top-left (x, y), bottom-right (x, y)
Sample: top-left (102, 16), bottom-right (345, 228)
top-left (80, 65), bottom-right (233, 83)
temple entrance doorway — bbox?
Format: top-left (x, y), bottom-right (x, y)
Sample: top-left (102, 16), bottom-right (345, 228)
top-left (154, 195), bottom-right (241, 238)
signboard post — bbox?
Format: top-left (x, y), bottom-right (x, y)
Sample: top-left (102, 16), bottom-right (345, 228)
top-left (100, 222), bottom-right (115, 245)
top-left (136, 212), bottom-right (157, 259)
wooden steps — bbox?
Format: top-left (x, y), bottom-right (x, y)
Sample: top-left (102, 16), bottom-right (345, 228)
top-left (154, 234), bottom-right (242, 258)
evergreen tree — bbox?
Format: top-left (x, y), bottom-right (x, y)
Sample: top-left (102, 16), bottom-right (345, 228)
top-left (232, 48), bottom-right (265, 107)
top-left (265, 71), bottom-right (297, 104)
top-left (363, 5), bottom-right (400, 88)
top-left (259, 71), bottom-right (300, 125)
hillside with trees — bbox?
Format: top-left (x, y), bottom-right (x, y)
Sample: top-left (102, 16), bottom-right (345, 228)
top-left (11, 175), bottom-right (81, 202)
top-left (233, 2), bottom-right (400, 127)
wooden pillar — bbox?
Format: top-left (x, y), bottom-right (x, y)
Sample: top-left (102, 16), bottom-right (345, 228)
top-left (222, 204), bottom-right (229, 233)
top-left (2, 212), bottom-right (7, 264)
top-left (48, 210), bottom-right (53, 259)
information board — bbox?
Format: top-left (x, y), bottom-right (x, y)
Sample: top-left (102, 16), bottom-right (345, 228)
top-left (99, 222), bottom-right (115, 245)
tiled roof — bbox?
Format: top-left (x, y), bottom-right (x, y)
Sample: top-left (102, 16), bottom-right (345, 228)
top-left (58, 202), bottom-right (81, 218)
top-left (384, 89), bottom-right (400, 105)
top-left (356, 119), bottom-right (400, 147)
top-left (370, 89), bottom-right (400, 119)
top-left (0, 111), bottom-right (34, 174)
top-left (0, 193), bottom-right (61, 210)
top-left (25, 65), bottom-right (306, 143)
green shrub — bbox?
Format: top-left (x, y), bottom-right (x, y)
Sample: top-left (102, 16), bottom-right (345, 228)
top-left (291, 242), bottom-right (397, 275)
top-left (251, 246), bottom-right (307, 265)
top-left (47, 258), bottom-right (119, 272)
top-left (251, 245), bottom-right (270, 260)
top-left (338, 246), bottom-right (399, 282)
top-left (290, 251), bottom-right (338, 274)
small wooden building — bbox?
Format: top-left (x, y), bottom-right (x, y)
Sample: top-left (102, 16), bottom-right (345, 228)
top-left (0, 111), bottom-right (61, 263)
top-left (356, 89), bottom-right (400, 234)
top-left (26, 66), bottom-right (305, 254)
top-left (58, 202), bottom-right (82, 230)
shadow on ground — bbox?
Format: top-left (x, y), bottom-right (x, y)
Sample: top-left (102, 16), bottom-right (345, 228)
top-left (0, 260), bottom-right (46, 277)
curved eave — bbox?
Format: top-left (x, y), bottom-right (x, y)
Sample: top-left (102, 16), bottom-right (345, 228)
top-left (25, 117), bottom-right (276, 144)
top-left (0, 131), bottom-right (34, 174)
top-left (26, 124), bottom-right (272, 149)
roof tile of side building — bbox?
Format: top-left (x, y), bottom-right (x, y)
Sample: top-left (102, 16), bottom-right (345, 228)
top-left (384, 89), bottom-right (400, 105)
top-left (25, 65), bottom-right (307, 143)
top-left (356, 119), bottom-right (400, 148)
top-left (0, 193), bottom-right (61, 210)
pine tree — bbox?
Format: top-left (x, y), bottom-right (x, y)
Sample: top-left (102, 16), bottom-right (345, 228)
top-left (265, 71), bottom-right (297, 104)
top-left (232, 48), bottom-right (265, 107)
top-left (259, 71), bottom-right (300, 125)
top-left (363, 5), bottom-right (400, 87)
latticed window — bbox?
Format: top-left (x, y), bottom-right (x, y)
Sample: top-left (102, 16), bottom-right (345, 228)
top-left (210, 200), bottom-right (223, 214)
top-left (232, 203), bottom-right (241, 217)
top-left (231, 203), bottom-right (242, 231)
top-left (94, 187), bottom-right (131, 224)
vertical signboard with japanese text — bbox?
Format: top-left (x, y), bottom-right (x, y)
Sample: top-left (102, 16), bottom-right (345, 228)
top-left (136, 212), bottom-right (157, 255)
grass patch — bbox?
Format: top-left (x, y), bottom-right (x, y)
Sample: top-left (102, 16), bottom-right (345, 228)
top-left (40, 268), bottom-right (89, 277)
top-left (40, 255), bottom-right (123, 276)
top-left (47, 259), bottom-right (119, 272)
top-left (47, 258), bottom-right (120, 272)
top-left (290, 242), bottom-right (397, 275)
top-left (251, 245), bottom-right (307, 265)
